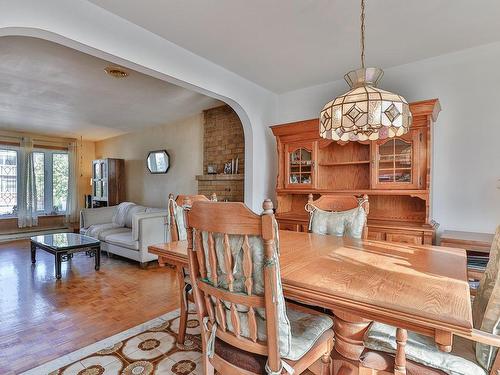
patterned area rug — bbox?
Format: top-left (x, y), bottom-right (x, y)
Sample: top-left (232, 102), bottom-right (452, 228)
top-left (25, 310), bottom-right (203, 375)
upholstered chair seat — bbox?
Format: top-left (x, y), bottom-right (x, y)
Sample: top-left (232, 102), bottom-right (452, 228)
top-left (363, 322), bottom-right (486, 375)
top-left (362, 226), bottom-right (500, 375)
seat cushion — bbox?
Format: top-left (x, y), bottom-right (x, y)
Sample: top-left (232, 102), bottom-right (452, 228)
top-left (97, 227), bottom-right (131, 241)
top-left (83, 223), bottom-right (122, 240)
top-left (360, 350), bottom-right (447, 375)
top-left (309, 205), bottom-right (366, 239)
top-left (363, 322), bottom-right (487, 375)
top-left (286, 306), bottom-right (333, 360)
top-left (214, 338), bottom-right (267, 374)
top-left (471, 225), bottom-right (500, 370)
top-left (104, 231), bottom-right (139, 251)
top-left (172, 203), bottom-right (187, 240)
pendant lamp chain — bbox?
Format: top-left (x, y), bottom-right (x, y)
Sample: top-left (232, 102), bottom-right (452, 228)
top-left (360, 0), bottom-right (366, 69)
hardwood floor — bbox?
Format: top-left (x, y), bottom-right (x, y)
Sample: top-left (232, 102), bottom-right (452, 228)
top-left (0, 240), bottom-right (179, 374)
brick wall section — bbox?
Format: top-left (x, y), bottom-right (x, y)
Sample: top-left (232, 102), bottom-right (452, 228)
top-left (198, 105), bottom-right (245, 202)
top-left (197, 176), bottom-right (244, 202)
top-left (203, 105), bottom-right (244, 174)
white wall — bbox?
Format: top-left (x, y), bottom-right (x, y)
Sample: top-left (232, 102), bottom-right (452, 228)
top-left (95, 114), bottom-right (203, 209)
top-left (0, 0), bottom-right (277, 212)
top-left (276, 42), bottom-right (500, 234)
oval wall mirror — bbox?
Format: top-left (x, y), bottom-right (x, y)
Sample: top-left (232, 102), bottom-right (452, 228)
top-left (147, 150), bottom-right (170, 174)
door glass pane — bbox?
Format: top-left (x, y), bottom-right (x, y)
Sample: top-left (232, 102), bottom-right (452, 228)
top-left (378, 139), bottom-right (412, 184)
top-left (394, 139), bottom-right (412, 168)
top-left (94, 162), bottom-right (100, 179)
top-left (101, 162), bottom-right (107, 179)
top-left (33, 152), bottom-right (45, 211)
top-left (95, 181), bottom-right (102, 197)
top-left (395, 169), bottom-right (411, 182)
top-left (53, 153), bottom-right (69, 212)
top-left (300, 149), bottom-right (312, 163)
top-left (0, 149), bottom-right (17, 215)
top-left (289, 147), bottom-right (312, 184)
top-left (378, 140), bottom-right (394, 170)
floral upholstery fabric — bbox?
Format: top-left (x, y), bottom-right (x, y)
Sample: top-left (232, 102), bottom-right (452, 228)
top-left (173, 203), bottom-right (187, 241)
top-left (472, 226), bottom-right (500, 370)
top-left (364, 322), bottom-right (486, 375)
top-left (198, 223), bottom-right (333, 361)
top-left (166, 199), bottom-right (187, 242)
top-left (309, 205), bottom-right (367, 239)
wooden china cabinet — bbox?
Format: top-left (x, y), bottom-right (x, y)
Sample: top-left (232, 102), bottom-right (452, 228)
top-left (91, 158), bottom-right (125, 208)
top-left (271, 99), bottom-right (441, 245)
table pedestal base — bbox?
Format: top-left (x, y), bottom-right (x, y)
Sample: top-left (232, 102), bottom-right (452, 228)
top-left (332, 310), bottom-right (372, 375)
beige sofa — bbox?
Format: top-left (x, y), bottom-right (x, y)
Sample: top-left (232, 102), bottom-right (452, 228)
top-left (80, 202), bottom-right (168, 266)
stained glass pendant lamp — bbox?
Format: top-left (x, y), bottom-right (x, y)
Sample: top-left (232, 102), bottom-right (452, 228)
top-left (320, 0), bottom-right (412, 142)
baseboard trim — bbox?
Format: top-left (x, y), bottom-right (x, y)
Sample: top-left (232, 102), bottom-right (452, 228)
top-left (0, 227), bottom-right (70, 242)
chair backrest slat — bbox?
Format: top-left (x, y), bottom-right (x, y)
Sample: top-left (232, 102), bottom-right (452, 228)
top-left (223, 233), bottom-right (234, 291)
top-left (243, 235), bottom-right (253, 295)
top-left (207, 232), bottom-right (218, 286)
top-left (248, 306), bottom-right (258, 343)
top-left (230, 303), bottom-right (241, 338)
top-left (194, 230), bottom-right (207, 279)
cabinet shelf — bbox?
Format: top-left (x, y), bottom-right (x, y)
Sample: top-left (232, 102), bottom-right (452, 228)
top-left (379, 167), bottom-right (412, 171)
top-left (319, 160), bottom-right (370, 166)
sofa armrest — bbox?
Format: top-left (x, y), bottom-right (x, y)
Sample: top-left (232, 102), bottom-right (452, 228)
top-left (80, 206), bottom-right (116, 229)
top-left (132, 211), bottom-right (169, 245)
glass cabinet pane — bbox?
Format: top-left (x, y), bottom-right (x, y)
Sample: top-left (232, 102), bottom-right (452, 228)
top-left (94, 162), bottom-right (101, 179)
top-left (377, 139), bottom-right (412, 184)
top-left (101, 162), bottom-right (107, 179)
top-left (94, 181), bottom-right (102, 197)
top-left (288, 147), bottom-right (313, 184)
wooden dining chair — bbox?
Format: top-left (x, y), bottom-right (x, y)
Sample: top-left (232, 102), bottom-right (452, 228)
top-left (161, 192), bottom-right (216, 347)
top-left (305, 193), bottom-right (369, 239)
top-left (168, 193), bottom-right (217, 242)
top-left (185, 199), bottom-right (335, 375)
top-left (359, 225), bottom-right (500, 375)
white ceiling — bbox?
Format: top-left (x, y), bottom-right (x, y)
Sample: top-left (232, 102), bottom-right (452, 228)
top-left (0, 36), bottom-right (222, 141)
top-left (88, 0), bottom-right (500, 93)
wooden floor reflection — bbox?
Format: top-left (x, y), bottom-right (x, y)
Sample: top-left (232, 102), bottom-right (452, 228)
top-left (0, 240), bottom-right (178, 374)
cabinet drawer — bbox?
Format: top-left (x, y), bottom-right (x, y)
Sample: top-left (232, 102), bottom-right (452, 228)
top-left (386, 232), bottom-right (423, 245)
top-left (278, 221), bottom-right (301, 232)
top-left (367, 230), bottom-right (385, 241)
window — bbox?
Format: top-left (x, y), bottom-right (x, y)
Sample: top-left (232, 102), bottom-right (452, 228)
top-left (34, 150), bottom-right (69, 215)
top-left (0, 145), bottom-right (71, 218)
top-left (33, 152), bottom-right (44, 212)
top-left (52, 153), bottom-right (69, 212)
top-left (0, 149), bottom-right (17, 215)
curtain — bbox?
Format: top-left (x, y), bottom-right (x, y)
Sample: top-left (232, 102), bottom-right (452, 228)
top-left (17, 137), bottom-right (38, 228)
top-left (65, 141), bottom-right (78, 224)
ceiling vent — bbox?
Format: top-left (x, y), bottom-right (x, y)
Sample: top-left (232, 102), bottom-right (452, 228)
top-left (104, 66), bottom-right (129, 78)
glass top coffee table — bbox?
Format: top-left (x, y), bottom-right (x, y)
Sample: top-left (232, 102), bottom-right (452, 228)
top-left (30, 233), bottom-right (101, 280)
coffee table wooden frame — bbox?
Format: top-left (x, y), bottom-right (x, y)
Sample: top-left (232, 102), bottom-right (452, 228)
top-left (31, 235), bottom-right (101, 280)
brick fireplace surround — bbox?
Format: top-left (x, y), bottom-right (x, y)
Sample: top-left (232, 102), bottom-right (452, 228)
top-left (196, 105), bottom-right (245, 202)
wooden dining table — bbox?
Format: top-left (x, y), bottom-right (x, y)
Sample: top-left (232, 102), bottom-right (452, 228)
top-left (149, 229), bottom-right (472, 375)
